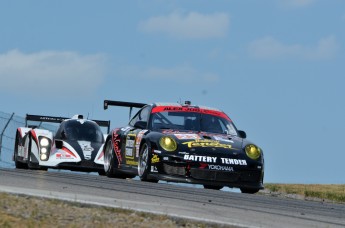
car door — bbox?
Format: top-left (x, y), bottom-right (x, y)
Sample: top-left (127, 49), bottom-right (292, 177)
top-left (123, 105), bottom-right (151, 168)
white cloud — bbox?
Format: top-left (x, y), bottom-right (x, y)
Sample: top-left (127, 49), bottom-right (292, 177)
top-left (138, 11), bottom-right (229, 39)
top-left (0, 50), bottom-right (107, 96)
top-left (279, 0), bottom-right (315, 8)
top-left (119, 65), bottom-right (219, 83)
top-left (248, 35), bottom-right (338, 60)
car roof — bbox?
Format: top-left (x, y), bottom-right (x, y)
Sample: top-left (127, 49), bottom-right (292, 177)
top-left (62, 118), bottom-right (97, 125)
top-left (152, 102), bottom-right (224, 113)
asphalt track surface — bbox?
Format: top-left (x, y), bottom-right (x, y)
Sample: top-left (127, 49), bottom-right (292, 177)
top-left (0, 167), bottom-right (344, 228)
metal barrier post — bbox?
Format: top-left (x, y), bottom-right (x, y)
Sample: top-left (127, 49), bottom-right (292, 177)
top-left (0, 112), bottom-right (15, 160)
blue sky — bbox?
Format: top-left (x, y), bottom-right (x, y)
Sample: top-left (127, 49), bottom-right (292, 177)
top-left (1, 0), bottom-right (344, 184)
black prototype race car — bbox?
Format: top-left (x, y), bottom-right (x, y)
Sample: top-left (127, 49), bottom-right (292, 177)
top-left (103, 100), bottom-right (264, 193)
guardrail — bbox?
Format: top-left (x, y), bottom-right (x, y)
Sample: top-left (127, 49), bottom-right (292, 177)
top-left (0, 111), bottom-right (57, 165)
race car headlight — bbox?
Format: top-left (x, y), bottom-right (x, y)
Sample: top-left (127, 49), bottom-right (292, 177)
top-left (39, 136), bottom-right (51, 161)
top-left (159, 136), bottom-right (177, 152)
top-left (40, 154), bottom-right (48, 160)
top-left (40, 137), bottom-right (49, 147)
top-left (245, 144), bottom-right (261, 160)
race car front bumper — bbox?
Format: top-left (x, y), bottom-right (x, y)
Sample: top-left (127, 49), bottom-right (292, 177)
top-left (53, 160), bottom-right (104, 172)
top-left (150, 159), bottom-right (264, 190)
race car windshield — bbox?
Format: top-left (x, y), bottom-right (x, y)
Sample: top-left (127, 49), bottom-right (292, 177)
top-left (151, 111), bottom-right (238, 135)
top-left (64, 121), bottom-right (104, 143)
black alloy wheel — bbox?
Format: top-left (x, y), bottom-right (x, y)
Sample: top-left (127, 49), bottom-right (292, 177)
top-left (138, 143), bottom-right (158, 183)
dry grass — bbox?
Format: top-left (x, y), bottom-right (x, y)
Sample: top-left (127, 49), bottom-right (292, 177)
top-left (1, 184), bottom-right (344, 227)
top-left (0, 193), bottom-right (230, 228)
top-left (264, 183), bottom-right (345, 203)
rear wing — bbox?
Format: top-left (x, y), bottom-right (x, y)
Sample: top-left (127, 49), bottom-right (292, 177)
top-left (104, 100), bottom-right (146, 109)
top-left (26, 114), bottom-right (111, 133)
top-left (104, 100), bottom-right (147, 119)
top-left (26, 114), bottom-right (68, 126)
top-left (92, 119), bottom-right (111, 133)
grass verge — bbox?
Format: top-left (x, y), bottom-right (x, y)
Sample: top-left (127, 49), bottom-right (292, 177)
top-left (0, 192), bottom-right (233, 228)
top-left (264, 183), bottom-right (345, 203)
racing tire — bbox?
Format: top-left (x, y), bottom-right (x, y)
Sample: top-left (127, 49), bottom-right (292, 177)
top-left (14, 134), bottom-right (28, 169)
top-left (27, 136), bottom-right (47, 171)
top-left (240, 188), bottom-right (260, 194)
top-left (27, 138), bottom-right (36, 169)
top-left (27, 146), bottom-right (42, 170)
top-left (98, 170), bottom-right (106, 176)
top-left (138, 143), bottom-right (158, 183)
top-left (103, 140), bottom-right (130, 178)
top-left (203, 185), bottom-right (223, 190)
top-left (14, 154), bottom-right (27, 169)
top-left (104, 140), bottom-right (118, 177)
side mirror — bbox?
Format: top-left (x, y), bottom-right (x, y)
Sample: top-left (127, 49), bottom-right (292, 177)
top-left (134, 120), bottom-right (147, 129)
top-left (55, 140), bottom-right (63, 149)
top-left (238, 130), bottom-right (247, 139)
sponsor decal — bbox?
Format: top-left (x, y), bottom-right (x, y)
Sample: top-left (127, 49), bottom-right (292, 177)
top-left (174, 134), bottom-right (201, 140)
top-left (153, 150), bottom-right (161, 154)
top-left (126, 160), bottom-right (138, 166)
top-left (112, 130), bottom-right (122, 164)
top-left (163, 157), bottom-right (169, 161)
top-left (78, 141), bottom-right (94, 160)
top-left (135, 130), bottom-right (148, 157)
top-left (182, 139), bottom-right (232, 149)
top-left (220, 158), bottom-right (247, 166)
top-left (183, 154), bottom-right (247, 166)
top-left (125, 148), bottom-right (133, 157)
top-left (126, 139), bottom-right (134, 147)
top-left (162, 130), bottom-right (183, 134)
top-left (61, 147), bottom-right (77, 158)
top-left (151, 106), bottom-right (231, 120)
top-left (208, 165), bottom-right (234, 171)
top-left (125, 134), bottom-right (135, 158)
top-left (184, 155), bottom-right (217, 163)
top-left (151, 154), bottom-right (160, 163)
top-left (150, 165), bottom-right (158, 173)
top-left (39, 116), bottom-right (62, 122)
top-left (55, 153), bottom-right (73, 159)
top-left (163, 107), bottom-right (183, 112)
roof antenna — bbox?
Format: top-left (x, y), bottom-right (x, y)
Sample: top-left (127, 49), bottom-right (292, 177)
top-left (177, 98), bottom-right (182, 104)
top-left (87, 112), bottom-right (89, 120)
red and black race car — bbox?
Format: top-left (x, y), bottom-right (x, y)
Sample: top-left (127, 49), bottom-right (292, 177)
top-left (103, 100), bottom-right (264, 193)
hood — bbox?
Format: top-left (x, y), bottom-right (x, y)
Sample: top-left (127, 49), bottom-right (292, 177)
top-left (161, 130), bottom-right (243, 153)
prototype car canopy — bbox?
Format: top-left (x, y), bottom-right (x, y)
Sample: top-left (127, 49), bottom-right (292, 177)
top-left (55, 120), bottom-right (105, 143)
